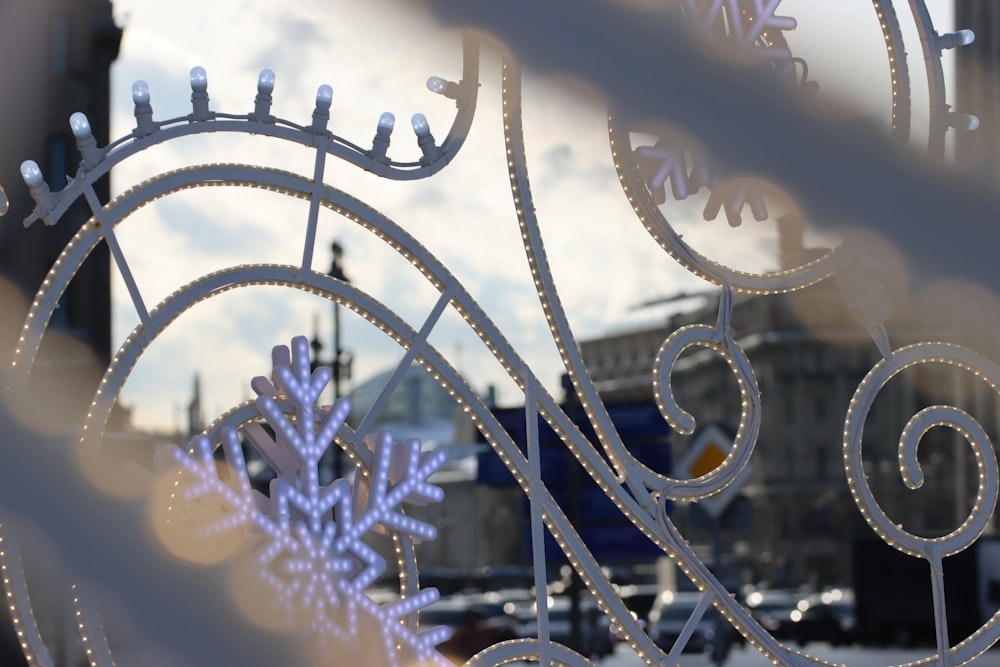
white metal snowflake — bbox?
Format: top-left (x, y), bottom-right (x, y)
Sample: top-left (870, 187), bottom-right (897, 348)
top-left (681, 0), bottom-right (796, 60)
top-left (163, 335), bottom-right (451, 666)
top-left (634, 0), bottom-right (800, 226)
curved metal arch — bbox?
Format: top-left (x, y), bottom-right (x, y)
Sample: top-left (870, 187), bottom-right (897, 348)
top-left (605, 0), bottom-right (919, 295)
top-left (9, 155), bottom-right (692, 664)
top-left (502, 58), bottom-right (765, 514)
top-left (22, 34), bottom-right (480, 228)
top-left (73, 264), bottom-right (671, 665)
top-left (10, 162), bottom-right (681, 547)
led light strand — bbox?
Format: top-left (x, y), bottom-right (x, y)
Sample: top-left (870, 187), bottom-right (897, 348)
top-left (844, 343), bottom-right (1000, 661)
top-left (502, 57), bottom-right (656, 500)
top-left (166, 337), bottom-right (451, 665)
top-left (71, 584), bottom-right (115, 667)
top-left (465, 638), bottom-right (595, 667)
top-left (0, 525), bottom-right (53, 667)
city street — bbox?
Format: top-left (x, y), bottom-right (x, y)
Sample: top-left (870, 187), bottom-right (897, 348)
top-left (596, 642), bottom-right (1000, 667)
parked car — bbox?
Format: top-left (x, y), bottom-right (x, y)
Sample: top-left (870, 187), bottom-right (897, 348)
top-left (792, 588), bottom-right (856, 646)
top-left (610, 583), bottom-right (659, 642)
top-left (513, 595), bottom-right (614, 659)
top-left (744, 588), bottom-right (801, 640)
top-left (618, 583), bottom-right (660, 622)
top-left (419, 595), bottom-right (518, 663)
top-left (647, 590), bottom-right (736, 659)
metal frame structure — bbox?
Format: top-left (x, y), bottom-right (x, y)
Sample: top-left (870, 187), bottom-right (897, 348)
top-left (1, 2), bottom-right (996, 666)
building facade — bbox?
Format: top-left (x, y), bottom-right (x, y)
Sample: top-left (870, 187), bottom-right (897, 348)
top-left (0, 0), bottom-right (120, 427)
top-left (579, 277), bottom-right (995, 589)
top-left (956, 0), bottom-right (1000, 183)
top-left (0, 6), bottom-right (120, 665)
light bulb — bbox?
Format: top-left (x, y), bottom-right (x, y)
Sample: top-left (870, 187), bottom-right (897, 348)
top-left (20, 161), bottom-right (43, 188)
top-left (954, 29), bottom-right (976, 47)
top-left (189, 66), bottom-right (208, 92)
top-left (131, 80), bottom-right (150, 105)
top-left (69, 112), bottom-right (91, 139)
top-left (948, 112), bottom-right (980, 131)
top-left (426, 76), bottom-right (447, 95)
top-left (315, 84), bottom-right (333, 110)
top-left (411, 113), bottom-right (430, 137)
top-left (377, 112), bottom-right (395, 134)
top-left (257, 69), bottom-right (275, 95)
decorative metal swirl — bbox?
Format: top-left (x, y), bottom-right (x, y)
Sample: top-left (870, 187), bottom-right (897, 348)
top-left (844, 343), bottom-right (1000, 665)
top-left (651, 286), bottom-right (760, 501)
top-left (608, 0), bottom-right (914, 295)
top-left (1, 2), bottom-right (993, 667)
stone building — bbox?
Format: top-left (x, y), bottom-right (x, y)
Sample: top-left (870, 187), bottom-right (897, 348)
top-left (0, 4), bottom-right (120, 666)
top-left (578, 275), bottom-right (995, 588)
top-left (956, 0), bottom-right (1000, 184)
top-left (0, 1), bottom-right (121, 427)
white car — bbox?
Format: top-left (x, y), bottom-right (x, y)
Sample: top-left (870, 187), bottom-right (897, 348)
top-left (647, 590), bottom-right (734, 658)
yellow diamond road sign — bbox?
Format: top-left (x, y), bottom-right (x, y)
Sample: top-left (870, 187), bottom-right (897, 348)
top-left (675, 424), bottom-right (752, 519)
top-left (690, 441), bottom-right (726, 478)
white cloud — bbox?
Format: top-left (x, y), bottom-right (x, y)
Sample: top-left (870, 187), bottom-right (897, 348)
top-left (104, 0), bottom-right (957, 430)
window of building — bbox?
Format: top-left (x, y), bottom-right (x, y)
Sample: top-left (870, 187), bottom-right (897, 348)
top-left (50, 15), bottom-right (69, 75)
top-left (46, 136), bottom-right (71, 191)
top-left (814, 394), bottom-right (827, 422)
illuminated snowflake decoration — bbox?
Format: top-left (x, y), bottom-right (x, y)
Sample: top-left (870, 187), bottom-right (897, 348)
top-left (635, 0), bottom-right (801, 226)
top-left (681, 0), bottom-right (796, 61)
top-left (164, 336), bottom-right (452, 667)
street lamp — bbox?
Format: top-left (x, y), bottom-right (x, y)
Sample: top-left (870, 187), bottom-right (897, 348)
top-left (315, 240), bottom-right (352, 483)
top-left (329, 241), bottom-right (351, 403)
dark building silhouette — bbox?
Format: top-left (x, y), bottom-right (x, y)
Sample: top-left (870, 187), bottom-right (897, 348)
top-left (0, 1), bottom-right (121, 427)
top-left (956, 0), bottom-right (1000, 182)
top-left (0, 6), bottom-right (120, 663)
top-left (0, 0), bottom-right (121, 348)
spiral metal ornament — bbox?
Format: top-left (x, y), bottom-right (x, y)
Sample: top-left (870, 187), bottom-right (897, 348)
top-left (608, 0), bottom-right (916, 295)
top-left (845, 343), bottom-right (1000, 663)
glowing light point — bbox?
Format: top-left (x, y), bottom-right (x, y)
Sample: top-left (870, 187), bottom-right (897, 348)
top-left (937, 29), bottom-right (975, 50)
top-left (257, 69), bottom-right (276, 95)
top-left (372, 113), bottom-right (395, 163)
top-left (131, 80), bottom-right (150, 105)
top-left (410, 113), bottom-right (441, 163)
top-left (948, 112), bottom-right (980, 131)
top-left (377, 112), bottom-right (395, 135)
top-left (411, 113), bottom-right (430, 137)
top-left (69, 113), bottom-right (91, 140)
top-left (315, 84), bottom-right (333, 111)
top-left (19, 161), bottom-right (43, 188)
top-left (426, 76), bottom-right (448, 95)
top-left (189, 66), bottom-right (208, 92)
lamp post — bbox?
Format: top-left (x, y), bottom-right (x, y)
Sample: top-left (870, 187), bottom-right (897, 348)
top-left (329, 241), bottom-right (349, 403)
top-left (311, 241), bottom-right (351, 484)
top-left (327, 241), bottom-right (351, 481)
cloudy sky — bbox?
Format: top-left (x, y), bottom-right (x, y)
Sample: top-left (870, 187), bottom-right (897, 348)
top-left (105, 0), bottom-right (956, 431)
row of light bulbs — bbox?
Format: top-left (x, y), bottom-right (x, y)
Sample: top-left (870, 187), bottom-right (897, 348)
top-left (16, 65), bottom-right (467, 223)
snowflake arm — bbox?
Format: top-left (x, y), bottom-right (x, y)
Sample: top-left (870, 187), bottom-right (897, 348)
top-left (168, 432), bottom-right (277, 540)
top-left (349, 431), bottom-right (447, 543)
